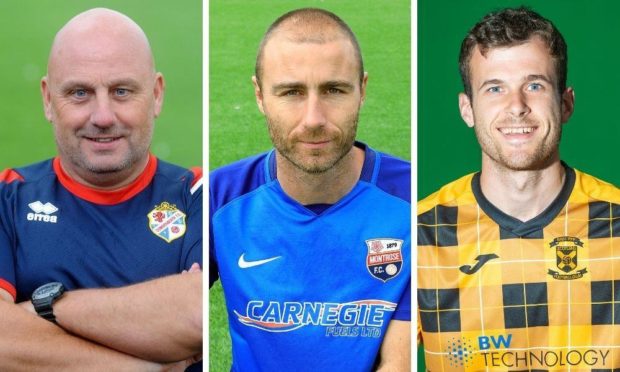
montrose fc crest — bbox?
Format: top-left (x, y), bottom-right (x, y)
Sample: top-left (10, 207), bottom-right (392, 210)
top-left (148, 202), bottom-right (187, 243)
top-left (366, 239), bottom-right (403, 282)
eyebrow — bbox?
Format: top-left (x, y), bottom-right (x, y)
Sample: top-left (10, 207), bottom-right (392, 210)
top-left (478, 79), bottom-right (504, 91)
top-left (58, 78), bottom-right (142, 92)
top-left (271, 82), bottom-right (305, 94)
top-left (478, 74), bottom-right (554, 91)
top-left (524, 74), bottom-right (553, 84)
top-left (320, 80), bottom-right (355, 91)
top-left (270, 80), bottom-right (355, 94)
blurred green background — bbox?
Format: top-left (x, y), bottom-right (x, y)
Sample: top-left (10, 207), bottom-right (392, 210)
top-left (0, 1), bottom-right (201, 170)
top-left (210, 0), bottom-right (410, 370)
top-left (419, 0), bottom-right (620, 200)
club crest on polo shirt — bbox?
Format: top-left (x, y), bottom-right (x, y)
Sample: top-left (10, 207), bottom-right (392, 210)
top-left (148, 202), bottom-right (186, 243)
top-left (365, 238), bottom-right (403, 282)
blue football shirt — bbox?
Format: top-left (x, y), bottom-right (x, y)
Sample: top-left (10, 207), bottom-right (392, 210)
top-left (210, 142), bottom-right (411, 371)
top-left (0, 154), bottom-right (202, 370)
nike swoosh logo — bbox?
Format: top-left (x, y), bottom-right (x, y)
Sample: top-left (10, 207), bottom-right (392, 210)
top-left (238, 253), bottom-right (282, 269)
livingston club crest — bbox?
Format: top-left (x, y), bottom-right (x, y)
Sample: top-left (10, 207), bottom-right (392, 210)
top-left (547, 236), bottom-right (587, 280)
top-left (366, 238), bottom-right (403, 282)
top-left (148, 202), bottom-right (186, 243)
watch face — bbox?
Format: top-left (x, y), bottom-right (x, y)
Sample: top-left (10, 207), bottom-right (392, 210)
top-left (33, 282), bottom-right (63, 300)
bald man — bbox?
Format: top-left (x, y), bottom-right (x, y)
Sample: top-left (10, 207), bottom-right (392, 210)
top-left (0, 8), bottom-right (202, 370)
top-left (210, 8), bottom-right (411, 371)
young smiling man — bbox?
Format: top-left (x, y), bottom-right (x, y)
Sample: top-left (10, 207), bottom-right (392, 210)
top-left (210, 8), bottom-right (411, 371)
top-left (418, 7), bottom-right (620, 371)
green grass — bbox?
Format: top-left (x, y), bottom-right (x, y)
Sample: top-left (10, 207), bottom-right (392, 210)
top-left (0, 1), bottom-right (201, 170)
top-left (209, 1), bottom-right (410, 370)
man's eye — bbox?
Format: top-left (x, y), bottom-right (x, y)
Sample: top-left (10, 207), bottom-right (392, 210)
top-left (327, 87), bottom-right (343, 94)
top-left (527, 83), bottom-right (543, 91)
top-left (73, 89), bottom-right (88, 98)
top-left (115, 88), bottom-right (129, 96)
top-left (284, 90), bottom-right (300, 96)
top-left (487, 86), bottom-right (501, 93)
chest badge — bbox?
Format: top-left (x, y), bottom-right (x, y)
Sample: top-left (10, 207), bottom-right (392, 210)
top-left (547, 236), bottom-right (587, 280)
top-left (148, 202), bottom-right (186, 243)
top-left (366, 238), bottom-right (403, 282)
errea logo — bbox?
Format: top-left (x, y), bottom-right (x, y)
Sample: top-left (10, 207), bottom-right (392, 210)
top-left (27, 201), bottom-right (58, 223)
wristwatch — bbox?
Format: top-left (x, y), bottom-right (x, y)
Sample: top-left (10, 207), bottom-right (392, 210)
top-left (31, 282), bottom-right (65, 323)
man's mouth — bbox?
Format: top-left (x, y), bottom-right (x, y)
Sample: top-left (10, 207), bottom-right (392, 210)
top-left (85, 137), bottom-right (121, 143)
top-left (499, 127), bottom-right (535, 135)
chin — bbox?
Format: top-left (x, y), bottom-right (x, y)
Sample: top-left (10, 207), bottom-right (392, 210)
top-left (499, 155), bottom-right (555, 171)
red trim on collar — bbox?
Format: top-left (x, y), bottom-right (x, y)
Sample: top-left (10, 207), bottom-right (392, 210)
top-left (0, 278), bottom-right (16, 301)
top-left (0, 169), bottom-right (24, 184)
top-left (190, 167), bottom-right (202, 187)
top-left (53, 154), bottom-right (158, 205)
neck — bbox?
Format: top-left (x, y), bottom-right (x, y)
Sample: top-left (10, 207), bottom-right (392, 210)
top-left (479, 156), bottom-right (565, 222)
top-left (276, 146), bottom-right (365, 205)
top-left (58, 155), bottom-right (150, 190)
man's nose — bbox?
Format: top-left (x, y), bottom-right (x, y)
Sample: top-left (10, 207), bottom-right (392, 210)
top-left (90, 94), bottom-right (116, 127)
top-left (302, 93), bottom-right (327, 129)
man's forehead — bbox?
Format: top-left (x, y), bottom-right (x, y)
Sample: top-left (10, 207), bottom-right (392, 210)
top-left (470, 39), bottom-right (556, 75)
top-left (261, 38), bottom-right (358, 78)
top-left (48, 9), bottom-right (154, 76)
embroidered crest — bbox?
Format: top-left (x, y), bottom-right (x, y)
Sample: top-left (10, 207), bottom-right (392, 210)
top-left (547, 236), bottom-right (587, 280)
top-left (148, 202), bottom-right (186, 243)
top-left (366, 238), bottom-right (403, 282)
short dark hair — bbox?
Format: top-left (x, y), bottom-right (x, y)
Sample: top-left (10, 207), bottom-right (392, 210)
top-left (459, 7), bottom-right (567, 98)
top-left (255, 8), bottom-right (364, 86)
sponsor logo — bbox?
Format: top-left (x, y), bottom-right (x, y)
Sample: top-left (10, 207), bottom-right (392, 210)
top-left (443, 334), bottom-right (611, 369)
top-left (365, 238), bottom-right (403, 282)
top-left (27, 201), bottom-right (58, 223)
top-left (147, 202), bottom-right (186, 243)
top-left (445, 337), bottom-right (477, 368)
top-left (547, 236), bottom-right (587, 280)
top-left (235, 299), bottom-right (395, 338)
top-left (238, 253), bottom-right (281, 269)
top-left (459, 253), bottom-right (499, 275)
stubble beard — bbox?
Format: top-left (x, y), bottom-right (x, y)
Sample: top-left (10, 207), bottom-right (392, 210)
top-left (57, 124), bottom-right (152, 176)
top-left (474, 117), bottom-right (562, 171)
top-left (266, 113), bottom-right (359, 174)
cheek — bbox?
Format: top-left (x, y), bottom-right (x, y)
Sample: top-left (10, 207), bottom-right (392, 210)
top-left (116, 103), bottom-right (153, 126)
top-left (326, 101), bottom-right (360, 124)
top-left (52, 105), bottom-right (89, 129)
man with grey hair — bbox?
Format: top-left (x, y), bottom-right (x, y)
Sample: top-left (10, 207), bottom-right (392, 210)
top-left (210, 8), bottom-right (411, 371)
top-left (0, 8), bottom-right (202, 370)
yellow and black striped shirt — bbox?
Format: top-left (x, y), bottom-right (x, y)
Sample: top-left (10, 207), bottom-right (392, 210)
top-left (418, 166), bottom-right (620, 371)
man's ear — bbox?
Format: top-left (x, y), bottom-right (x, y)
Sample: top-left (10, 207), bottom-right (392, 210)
top-left (252, 76), bottom-right (265, 115)
top-left (360, 72), bottom-right (368, 106)
top-left (458, 92), bottom-right (475, 128)
top-left (560, 87), bottom-right (575, 124)
top-left (41, 76), bottom-right (53, 122)
top-left (153, 72), bottom-right (165, 118)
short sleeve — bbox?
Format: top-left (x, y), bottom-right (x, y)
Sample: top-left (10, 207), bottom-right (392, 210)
top-left (393, 279), bottom-right (411, 321)
top-left (181, 169), bottom-right (203, 271)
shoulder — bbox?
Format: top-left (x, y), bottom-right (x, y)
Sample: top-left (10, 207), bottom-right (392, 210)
top-left (417, 173), bottom-right (477, 216)
top-left (376, 151), bottom-right (411, 180)
top-left (0, 159), bottom-right (54, 187)
top-left (155, 158), bottom-right (203, 195)
top-left (572, 168), bottom-right (620, 204)
top-left (210, 152), bottom-right (271, 211)
top-left (367, 147), bottom-right (411, 203)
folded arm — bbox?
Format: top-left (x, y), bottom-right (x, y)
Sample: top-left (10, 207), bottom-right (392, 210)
top-left (0, 291), bottom-right (184, 372)
top-left (31, 271), bottom-right (203, 363)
